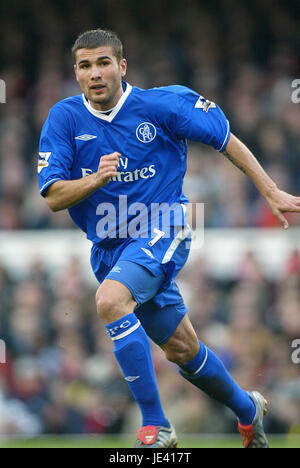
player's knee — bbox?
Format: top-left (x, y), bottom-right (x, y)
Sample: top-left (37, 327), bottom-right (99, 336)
top-left (95, 285), bottom-right (135, 322)
top-left (96, 289), bottom-right (119, 321)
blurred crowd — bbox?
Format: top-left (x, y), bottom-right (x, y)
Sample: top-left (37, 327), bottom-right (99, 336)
top-left (0, 0), bottom-right (300, 439)
top-left (0, 0), bottom-right (300, 229)
top-left (0, 250), bottom-right (300, 436)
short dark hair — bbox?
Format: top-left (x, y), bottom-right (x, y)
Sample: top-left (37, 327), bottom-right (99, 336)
top-left (72, 29), bottom-right (123, 63)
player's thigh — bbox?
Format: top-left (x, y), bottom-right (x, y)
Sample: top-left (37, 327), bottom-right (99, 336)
top-left (105, 260), bottom-right (166, 306)
top-left (96, 278), bottom-right (137, 324)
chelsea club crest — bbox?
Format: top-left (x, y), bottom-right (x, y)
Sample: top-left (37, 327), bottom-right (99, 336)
top-left (136, 122), bottom-right (157, 143)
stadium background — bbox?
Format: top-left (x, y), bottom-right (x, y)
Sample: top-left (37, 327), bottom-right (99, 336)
top-left (0, 0), bottom-right (300, 447)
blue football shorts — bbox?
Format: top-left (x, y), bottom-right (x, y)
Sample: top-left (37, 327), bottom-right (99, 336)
top-left (90, 225), bottom-right (191, 345)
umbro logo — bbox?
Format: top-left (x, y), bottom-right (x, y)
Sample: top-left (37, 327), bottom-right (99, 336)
top-left (111, 266), bottom-right (122, 274)
top-left (75, 134), bottom-right (97, 141)
top-left (125, 376), bottom-right (140, 382)
top-left (141, 248), bottom-right (154, 259)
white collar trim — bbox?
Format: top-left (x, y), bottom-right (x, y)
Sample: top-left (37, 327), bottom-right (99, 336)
top-left (82, 83), bottom-right (132, 122)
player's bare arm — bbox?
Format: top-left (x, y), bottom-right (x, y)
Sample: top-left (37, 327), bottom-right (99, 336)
top-left (223, 133), bottom-right (300, 230)
top-left (45, 152), bottom-right (120, 212)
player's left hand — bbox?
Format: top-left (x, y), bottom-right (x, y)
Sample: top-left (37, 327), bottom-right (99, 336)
top-left (265, 188), bottom-right (300, 230)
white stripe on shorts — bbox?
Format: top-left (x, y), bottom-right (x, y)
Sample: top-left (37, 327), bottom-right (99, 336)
top-left (161, 225), bottom-right (191, 264)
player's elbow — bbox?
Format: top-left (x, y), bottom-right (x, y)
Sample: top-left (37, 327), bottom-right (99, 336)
top-left (44, 184), bottom-right (65, 212)
top-left (50, 203), bottom-right (63, 213)
top-left (45, 197), bottom-right (62, 212)
top-left (44, 192), bottom-right (65, 212)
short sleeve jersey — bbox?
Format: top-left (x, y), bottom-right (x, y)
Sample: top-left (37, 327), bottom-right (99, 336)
top-left (38, 82), bottom-right (230, 245)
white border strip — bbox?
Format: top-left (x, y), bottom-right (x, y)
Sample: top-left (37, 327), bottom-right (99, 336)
top-left (218, 119), bottom-right (230, 152)
top-left (192, 346), bottom-right (208, 375)
top-left (111, 320), bottom-right (141, 341)
top-left (40, 178), bottom-right (63, 195)
top-left (82, 83), bottom-right (132, 123)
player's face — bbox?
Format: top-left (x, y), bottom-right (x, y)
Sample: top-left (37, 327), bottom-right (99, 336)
top-left (74, 46), bottom-right (127, 111)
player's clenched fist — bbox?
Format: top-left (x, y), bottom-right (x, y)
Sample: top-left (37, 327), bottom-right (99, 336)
top-left (95, 152), bottom-right (121, 187)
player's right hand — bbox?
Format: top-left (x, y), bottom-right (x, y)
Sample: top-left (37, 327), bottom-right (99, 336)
top-left (265, 187), bottom-right (300, 230)
top-left (95, 152), bottom-right (121, 187)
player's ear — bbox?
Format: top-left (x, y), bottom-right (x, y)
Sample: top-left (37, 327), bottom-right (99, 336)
top-left (74, 64), bottom-right (79, 82)
top-left (120, 58), bottom-right (127, 78)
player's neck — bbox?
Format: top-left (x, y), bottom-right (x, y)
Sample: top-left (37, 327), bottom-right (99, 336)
top-left (89, 85), bottom-right (124, 112)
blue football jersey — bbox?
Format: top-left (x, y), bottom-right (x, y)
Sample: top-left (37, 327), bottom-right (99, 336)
top-left (38, 82), bottom-right (230, 246)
